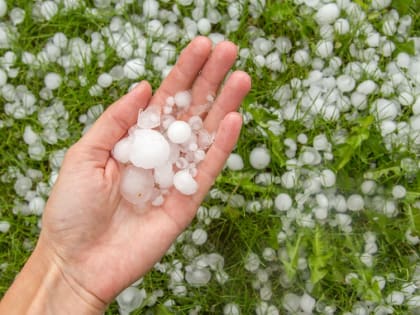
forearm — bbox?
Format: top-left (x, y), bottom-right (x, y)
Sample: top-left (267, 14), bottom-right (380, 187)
top-left (0, 242), bottom-right (105, 315)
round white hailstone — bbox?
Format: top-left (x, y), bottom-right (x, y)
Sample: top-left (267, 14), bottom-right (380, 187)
top-left (357, 80), bottom-right (377, 95)
top-left (116, 287), bottom-right (145, 313)
top-left (283, 293), bottom-right (301, 313)
top-left (40, 1), bottom-right (58, 20)
top-left (14, 176), bottom-right (32, 197)
top-left (23, 126), bottom-right (39, 145)
top-left (197, 18), bottom-right (211, 35)
top-left (254, 55), bottom-right (265, 68)
top-left (29, 143), bottom-right (46, 161)
top-left (173, 170), bottom-right (198, 195)
top-left (294, 49), bottom-right (310, 66)
top-left (381, 40), bottom-right (395, 57)
top-left (185, 266), bottom-right (211, 286)
top-left (154, 163), bottom-right (174, 189)
top-left (383, 19), bottom-right (397, 36)
top-left (313, 134), bottom-right (330, 151)
top-left (371, 0), bottom-right (391, 10)
top-left (316, 40), bottom-right (334, 58)
top-left (188, 116), bottom-right (203, 131)
top-left (0, 69), bottom-right (7, 87)
top-left (297, 133), bottom-right (308, 144)
top-left (226, 153), bottom-right (244, 171)
top-left (174, 90), bottom-right (192, 109)
top-left (373, 99), bottom-right (399, 121)
top-left (146, 19), bottom-right (163, 37)
top-left (167, 120), bottom-right (192, 144)
top-left (44, 72), bottom-right (62, 90)
top-left (120, 165), bottom-right (154, 206)
top-left (192, 228), bottom-right (208, 245)
top-left (249, 147), bottom-right (271, 169)
top-left (137, 105), bottom-right (161, 129)
top-left (351, 92), bottom-right (367, 110)
top-left (223, 303), bottom-right (240, 315)
top-left (334, 18), bottom-right (350, 34)
top-left (29, 196), bottom-right (45, 215)
top-left (361, 180), bottom-right (376, 195)
top-left (315, 3), bottom-right (340, 25)
top-left (0, 221), bottom-right (10, 233)
top-left (392, 185), bottom-right (406, 199)
top-left (386, 291), bottom-right (404, 305)
top-left (143, 0), bottom-right (159, 18)
top-left (336, 74), bottom-right (356, 93)
top-left (97, 73), bottom-right (113, 88)
top-left (130, 129), bottom-right (170, 169)
top-left (124, 59), bottom-right (145, 79)
top-left (314, 206), bottom-right (329, 220)
top-left (275, 193), bottom-right (293, 211)
top-left (398, 91), bottom-right (414, 106)
top-left (300, 293), bottom-right (316, 314)
top-left (266, 52), bottom-right (284, 72)
top-left (112, 137), bottom-right (132, 164)
top-left (380, 120), bottom-right (396, 136)
top-left (347, 194), bottom-right (364, 211)
top-left (322, 105), bottom-right (340, 121)
top-left (244, 252), bottom-right (260, 272)
top-left (281, 171), bottom-right (297, 188)
top-left (396, 52), bottom-right (410, 69)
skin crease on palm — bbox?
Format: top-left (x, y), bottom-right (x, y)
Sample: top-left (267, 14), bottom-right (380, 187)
top-left (33, 36), bottom-right (251, 309)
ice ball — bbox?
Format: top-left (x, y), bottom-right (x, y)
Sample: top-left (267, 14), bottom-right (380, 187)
top-left (249, 147), bottom-right (271, 169)
top-left (174, 90), bottom-right (192, 109)
top-left (173, 169), bottom-right (198, 195)
top-left (130, 129), bottom-right (170, 169)
top-left (226, 153), bottom-right (244, 171)
top-left (44, 72), bottom-right (62, 90)
top-left (112, 137), bottom-right (132, 164)
top-left (167, 120), bottom-right (192, 144)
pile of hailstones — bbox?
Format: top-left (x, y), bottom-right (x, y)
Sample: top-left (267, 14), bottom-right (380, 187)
top-left (112, 89), bottom-right (214, 208)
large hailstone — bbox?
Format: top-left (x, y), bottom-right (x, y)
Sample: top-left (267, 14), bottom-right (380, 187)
top-left (129, 129), bottom-right (170, 169)
top-left (315, 3), bottom-right (340, 25)
top-left (120, 165), bottom-right (154, 206)
top-left (167, 120), bottom-right (192, 144)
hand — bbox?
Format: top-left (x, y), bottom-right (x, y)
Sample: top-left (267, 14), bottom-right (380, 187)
top-left (35, 36), bottom-right (251, 311)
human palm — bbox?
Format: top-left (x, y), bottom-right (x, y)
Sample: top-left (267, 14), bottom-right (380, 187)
top-left (38, 37), bottom-right (251, 307)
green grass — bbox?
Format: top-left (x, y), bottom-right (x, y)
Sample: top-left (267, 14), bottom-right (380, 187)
top-left (1, 0), bottom-right (420, 314)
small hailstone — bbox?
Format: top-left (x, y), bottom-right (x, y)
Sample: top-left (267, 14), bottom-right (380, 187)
top-left (281, 170), bottom-right (297, 189)
top-left (116, 287), bottom-right (146, 313)
top-left (275, 193), bottom-right (293, 211)
top-left (137, 106), bottom-right (161, 129)
top-left (391, 185), bottom-right (406, 199)
top-left (380, 120), bottom-right (396, 135)
top-left (124, 59), bottom-right (145, 79)
top-left (347, 194), bottom-right (364, 211)
top-left (28, 196), bottom-right (45, 215)
top-left (386, 291), bottom-right (405, 305)
top-left (381, 40), bottom-right (395, 57)
top-left (23, 126), bottom-right (40, 145)
top-left (315, 3), bottom-right (340, 25)
top-left (294, 49), bottom-right (310, 66)
top-left (167, 120), bottom-right (192, 144)
top-left (351, 92), bottom-right (367, 110)
top-left (174, 90), bottom-right (192, 109)
top-left (336, 74), bottom-right (355, 92)
top-left (44, 73), bottom-right (62, 90)
top-left (226, 153), bottom-right (244, 171)
top-left (223, 303), bottom-right (240, 315)
top-left (143, 0), bottom-right (159, 18)
top-left (371, 0), bottom-right (391, 10)
top-left (244, 252), bottom-right (260, 272)
top-left (197, 18), bottom-right (211, 35)
top-left (191, 228), bottom-right (208, 245)
top-left (361, 180), bottom-right (376, 195)
top-left (0, 221), bottom-right (10, 233)
top-left (185, 266), bottom-right (211, 286)
top-left (334, 18), bottom-right (350, 34)
top-left (97, 73), bottom-right (113, 88)
top-left (0, 0), bottom-right (7, 17)
top-left (357, 80), bottom-right (377, 95)
top-left (249, 147), bottom-right (271, 169)
top-left (40, 1), bottom-right (58, 20)
top-left (154, 163), bottom-right (174, 189)
top-left (313, 134), bottom-right (330, 151)
top-left (130, 129), bottom-right (170, 169)
top-left (398, 91), bottom-right (414, 106)
top-left (316, 40), bottom-right (334, 58)
top-left (173, 170), bottom-right (198, 195)
top-left (188, 116), bottom-right (203, 131)
top-left (300, 293), bottom-right (316, 314)
top-left (283, 293), bottom-right (301, 313)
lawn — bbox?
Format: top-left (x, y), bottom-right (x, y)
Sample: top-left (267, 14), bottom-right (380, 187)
top-left (0, 0), bottom-right (419, 314)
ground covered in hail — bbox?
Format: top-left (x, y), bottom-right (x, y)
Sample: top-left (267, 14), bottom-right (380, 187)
top-left (0, 0), bottom-right (420, 314)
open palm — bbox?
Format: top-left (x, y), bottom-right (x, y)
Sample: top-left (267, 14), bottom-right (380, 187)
top-left (39, 37), bottom-right (251, 307)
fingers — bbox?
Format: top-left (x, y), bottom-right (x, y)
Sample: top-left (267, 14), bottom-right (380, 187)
top-left (151, 36), bottom-right (212, 106)
top-left (163, 112), bottom-right (242, 230)
top-left (188, 41), bottom-right (238, 114)
top-left (79, 81), bottom-right (152, 161)
top-left (203, 71), bottom-right (251, 132)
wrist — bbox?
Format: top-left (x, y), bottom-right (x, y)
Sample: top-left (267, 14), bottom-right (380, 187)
top-left (0, 239), bottom-right (106, 315)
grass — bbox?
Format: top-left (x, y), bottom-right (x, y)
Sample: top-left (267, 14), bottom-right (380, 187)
top-left (1, 0), bottom-right (420, 314)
